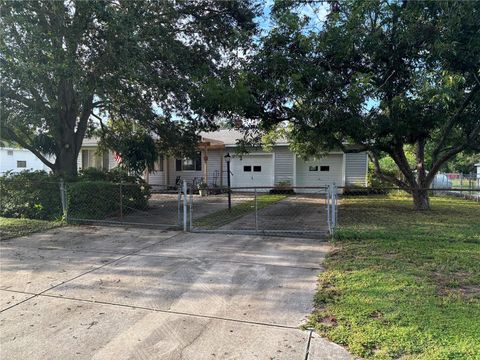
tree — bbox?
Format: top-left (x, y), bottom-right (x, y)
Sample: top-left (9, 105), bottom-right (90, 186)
top-left (0, 0), bottom-right (258, 176)
top-left (442, 151), bottom-right (480, 174)
top-left (243, 0), bottom-right (480, 209)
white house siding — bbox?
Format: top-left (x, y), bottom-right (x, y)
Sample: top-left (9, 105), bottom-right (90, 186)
top-left (206, 149), bottom-right (226, 187)
top-left (345, 152), bottom-right (368, 186)
top-left (0, 147), bottom-right (51, 175)
top-left (274, 146), bottom-right (294, 185)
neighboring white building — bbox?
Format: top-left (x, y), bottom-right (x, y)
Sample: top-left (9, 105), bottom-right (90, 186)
top-left (475, 163), bottom-right (480, 179)
top-left (0, 147), bottom-right (51, 175)
top-left (78, 129), bottom-right (369, 192)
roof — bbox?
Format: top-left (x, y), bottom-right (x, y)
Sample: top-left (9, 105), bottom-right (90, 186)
top-left (82, 137), bottom-right (101, 146)
top-left (81, 129), bottom-right (289, 148)
top-left (199, 129), bottom-right (288, 147)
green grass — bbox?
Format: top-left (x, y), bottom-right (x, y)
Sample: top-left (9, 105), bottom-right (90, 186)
top-left (0, 217), bottom-right (62, 240)
top-left (194, 194), bottom-right (286, 228)
top-left (309, 195), bottom-right (480, 359)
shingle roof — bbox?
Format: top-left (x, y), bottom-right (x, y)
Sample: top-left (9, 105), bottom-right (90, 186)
top-left (199, 129), bottom-right (288, 146)
top-left (81, 129), bottom-right (288, 148)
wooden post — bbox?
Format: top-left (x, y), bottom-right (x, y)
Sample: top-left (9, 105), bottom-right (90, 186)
top-left (204, 146), bottom-right (209, 184)
top-left (220, 153), bottom-right (224, 187)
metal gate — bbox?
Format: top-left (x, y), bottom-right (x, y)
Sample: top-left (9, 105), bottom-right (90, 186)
top-left (62, 180), bottom-right (338, 234)
top-left (187, 185), bottom-right (338, 238)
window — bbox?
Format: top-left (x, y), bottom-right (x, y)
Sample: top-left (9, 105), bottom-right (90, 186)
top-left (243, 165), bottom-right (251, 172)
top-left (320, 166), bottom-right (330, 172)
top-left (7, 150), bottom-right (13, 156)
top-left (154, 155), bottom-right (164, 172)
top-left (81, 149), bottom-right (109, 171)
top-left (17, 160), bottom-right (27, 168)
top-left (176, 152), bottom-right (202, 171)
top-left (309, 165), bottom-right (318, 171)
top-left (253, 166), bottom-right (262, 172)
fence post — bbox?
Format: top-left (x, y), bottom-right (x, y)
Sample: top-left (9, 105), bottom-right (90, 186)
top-left (118, 183), bottom-right (123, 220)
top-left (254, 188), bottom-right (258, 233)
top-left (189, 184), bottom-right (193, 231)
top-left (332, 184), bottom-right (337, 230)
top-left (177, 187), bottom-right (182, 226)
top-left (326, 185), bottom-right (331, 233)
top-left (59, 179), bottom-right (67, 219)
top-left (183, 180), bottom-right (187, 231)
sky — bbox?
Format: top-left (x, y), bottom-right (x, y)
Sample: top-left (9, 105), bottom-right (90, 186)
top-left (257, 0), bottom-right (330, 34)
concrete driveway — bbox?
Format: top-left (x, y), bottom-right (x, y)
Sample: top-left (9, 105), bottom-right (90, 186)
top-left (0, 226), bottom-right (350, 359)
top-left (218, 195), bottom-right (328, 234)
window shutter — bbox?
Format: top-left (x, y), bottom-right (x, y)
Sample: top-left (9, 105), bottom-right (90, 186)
top-left (195, 152), bottom-right (202, 171)
top-left (176, 159), bottom-right (182, 171)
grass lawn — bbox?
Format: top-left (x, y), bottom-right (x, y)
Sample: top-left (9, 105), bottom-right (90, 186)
top-left (309, 195), bottom-right (480, 359)
top-left (194, 194), bottom-right (286, 228)
top-left (0, 217), bottom-right (62, 240)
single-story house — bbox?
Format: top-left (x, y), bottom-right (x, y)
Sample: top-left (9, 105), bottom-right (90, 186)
top-left (78, 129), bottom-right (369, 191)
top-left (0, 146), bottom-right (52, 175)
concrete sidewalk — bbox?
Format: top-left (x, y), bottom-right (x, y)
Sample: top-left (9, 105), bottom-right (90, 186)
top-left (0, 226), bottom-right (351, 359)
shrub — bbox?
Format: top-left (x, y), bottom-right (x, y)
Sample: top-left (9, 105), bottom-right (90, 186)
top-left (66, 181), bottom-right (120, 219)
top-left (105, 167), bottom-right (140, 183)
top-left (66, 181), bottom-right (150, 220)
top-left (0, 171), bottom-right (63, 220)
top-left (270, 180), bottom-right (295, 194)
top-left (0, 169), bottom-right (151, 221)
top-left (78, 168), bottom-right (108, 181)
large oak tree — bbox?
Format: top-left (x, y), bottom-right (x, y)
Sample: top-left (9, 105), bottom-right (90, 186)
top-left (0, 0), bottom-right (258, 176)
top-left (243, 0), bottom-right (480, 209)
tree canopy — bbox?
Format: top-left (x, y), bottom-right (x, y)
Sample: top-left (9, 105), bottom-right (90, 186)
top-left (0, 0), bottom-right (259, 176)
top-left (241, 0), bottom-right (480, 209)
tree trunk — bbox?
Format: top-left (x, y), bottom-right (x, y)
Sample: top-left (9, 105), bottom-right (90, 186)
top-left (54, 146), bottom-right (79, 177)
top-left (412, 188), bottom-right (430, 210)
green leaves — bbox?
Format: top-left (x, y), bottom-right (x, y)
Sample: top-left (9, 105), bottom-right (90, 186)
top-left (243, 0), bottom-right (480, 198)
top-left (0, 0), bottom-right (259, 175)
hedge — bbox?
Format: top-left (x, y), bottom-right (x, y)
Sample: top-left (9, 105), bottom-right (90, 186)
top-left (0, 171), bottom-right (63, 220)
top-left (0, 170), bottom-right (151, 221)
top-left (66, 181), bottom-right (150, 220)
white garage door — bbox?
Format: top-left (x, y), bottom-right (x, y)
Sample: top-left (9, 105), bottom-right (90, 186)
top-left (230, 154), bottom-right (274, 189)
top-left (296, 154), bottom-right (343, 188)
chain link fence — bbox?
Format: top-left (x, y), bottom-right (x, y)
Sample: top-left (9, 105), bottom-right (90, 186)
top-left (2, 177), bottom-right (477, 238)
top-left (0, 179), bottom-right (63, 220)
top-left (332, 186), bottom-right (479, 240)
top-left (0, 178), bottom-right (183, 229)
top-left (188, 185), bottom-right (332, 238)
top-left (63, 181), bottom-right (182, 228)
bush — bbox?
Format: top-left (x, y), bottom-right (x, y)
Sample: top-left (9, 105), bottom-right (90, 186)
top-left (0, 171), bottom-right (63, 220)
top-left (66, 181), bottom-right (120, 219)
top-left (0, 169), bottom-right (151, 221)
top-left (78, 168), bottom-right (108, 181)
top-left (343, 185), bottom-right (388, 196)
top-left (66, 181), bottom-right (150, 220)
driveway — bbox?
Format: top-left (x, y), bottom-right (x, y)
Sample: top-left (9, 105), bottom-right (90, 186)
top-left (0, 226), bottom-right (350, 359)
top-left (219, 195), bottom-right (328, 235)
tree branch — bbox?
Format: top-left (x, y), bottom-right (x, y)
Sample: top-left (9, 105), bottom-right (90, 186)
top-left (1, 127), bottom-right (55, 169)
top-left (426, 144), bottom-right (467, 185)
top-left (432, 83), bottom-right (480, 162)
top-left (368, 150), bottom-right (410, 190)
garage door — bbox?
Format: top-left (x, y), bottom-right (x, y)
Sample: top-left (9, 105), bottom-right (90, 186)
top-left (230, 154), bottom-right (274, 189)
top-left (296, 154), bottom-right (343, 188)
